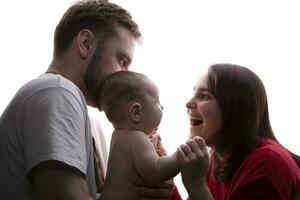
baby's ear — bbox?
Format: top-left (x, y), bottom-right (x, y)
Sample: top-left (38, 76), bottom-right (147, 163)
top-left (129, 102), bottom-right (142, 122)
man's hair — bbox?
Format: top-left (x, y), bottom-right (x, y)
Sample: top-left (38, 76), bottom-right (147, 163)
top-left (97, 71), bottom-right (156, 123)
top-left (207, 63), bottom-right (300, 181)
top-left (54, 0), bottom-right (141, 57)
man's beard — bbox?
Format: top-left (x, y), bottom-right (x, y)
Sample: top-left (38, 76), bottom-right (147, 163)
top-left (83, 46), bottom-right (105, 107)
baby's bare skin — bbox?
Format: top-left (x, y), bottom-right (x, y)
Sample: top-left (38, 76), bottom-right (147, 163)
top-left (100, 129), bottom-right (179, 200)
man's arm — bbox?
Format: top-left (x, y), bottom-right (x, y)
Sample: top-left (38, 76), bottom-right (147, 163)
top-left (31, 160), bottom-right (93, 200)
top-left (134, 176), bottom-right (174, 200)
top-left (22, 88), bottom-right (94, 199)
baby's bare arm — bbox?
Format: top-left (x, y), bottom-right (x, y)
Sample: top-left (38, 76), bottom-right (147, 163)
top-left (132, 133), bottom-right (180, 184)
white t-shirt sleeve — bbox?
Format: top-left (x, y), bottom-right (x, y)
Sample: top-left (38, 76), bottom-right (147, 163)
top-left (21, 87), bottom-right (87, 176)
top-left (89, 115), bottom-right (108, 174)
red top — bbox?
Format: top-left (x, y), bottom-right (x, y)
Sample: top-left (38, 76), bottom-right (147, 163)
top-left (172, 138), bottom-right (300, 200)
top-left (171, 185), bottom-right (182, 200)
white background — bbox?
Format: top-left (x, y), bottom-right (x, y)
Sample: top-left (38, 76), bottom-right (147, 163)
top-left (1, 0), bottom-right (300, 198)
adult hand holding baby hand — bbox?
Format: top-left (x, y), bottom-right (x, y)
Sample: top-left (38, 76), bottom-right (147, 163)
top-left (177, 136), bottom-right (209, 189)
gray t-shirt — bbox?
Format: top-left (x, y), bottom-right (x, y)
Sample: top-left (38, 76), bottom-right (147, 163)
top-left (0, 73), bottom-right (97, 199)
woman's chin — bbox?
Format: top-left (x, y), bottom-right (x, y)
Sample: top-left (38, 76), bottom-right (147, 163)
top-left (189, 131), bottom-right (201, 139)
top-left (189, 126), bottom-right (200, 137)
top-left (189, 128), bottom-right (208, 142)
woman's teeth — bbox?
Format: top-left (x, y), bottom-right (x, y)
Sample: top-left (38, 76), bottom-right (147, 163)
top-left (191, 119), bottom-right (203, 126)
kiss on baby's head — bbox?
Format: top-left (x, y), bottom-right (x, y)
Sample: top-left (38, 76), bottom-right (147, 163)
top-left (97, 71), bottom-right (163, 135)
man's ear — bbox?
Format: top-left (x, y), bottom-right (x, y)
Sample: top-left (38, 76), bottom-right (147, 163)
top-left (129, 102), bottom-right (142, 122)
top-left (77, 29), bottom-right (96, 59)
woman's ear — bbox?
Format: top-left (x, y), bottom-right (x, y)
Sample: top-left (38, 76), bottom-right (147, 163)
top-left (129, 102), bottom-right (142, 122)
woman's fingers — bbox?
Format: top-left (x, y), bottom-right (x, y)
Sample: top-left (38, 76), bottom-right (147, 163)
top-left (193, 136), bottom-right (207, 150)
top-left (177, 136), bottom-right (209, 167)
top-left (180, 143), bottom-right (193, 156)
top-left (186, 138), bottom-right (200, 155)
top-left (183, 136), bottom-right (209, 161)
top-left (192, 136), bottom-right (209, 158)
top-left (177, 147), bottom-right (187, 163)
top-left (177, 136), bottom-right (210, 185)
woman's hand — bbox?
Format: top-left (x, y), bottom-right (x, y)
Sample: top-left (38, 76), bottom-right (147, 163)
top-left (177, 136), bottom-right (210, 192)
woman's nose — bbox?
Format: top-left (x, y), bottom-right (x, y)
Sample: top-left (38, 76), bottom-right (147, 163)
top-left (186, 98), bottom-right (195, 109)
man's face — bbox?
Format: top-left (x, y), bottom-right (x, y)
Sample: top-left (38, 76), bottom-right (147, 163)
top-left (84, 26), bottom-right (136, 106)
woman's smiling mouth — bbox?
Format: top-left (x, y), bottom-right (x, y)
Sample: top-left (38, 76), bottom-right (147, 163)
top-left (190, 117), bottom-right (204, 127)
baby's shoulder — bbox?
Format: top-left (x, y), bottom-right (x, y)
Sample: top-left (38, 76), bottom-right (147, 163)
top-left (112, 129), bottom-right (150, 144)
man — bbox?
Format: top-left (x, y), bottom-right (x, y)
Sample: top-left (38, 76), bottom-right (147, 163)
top-left (0, 0), bottom-right (172, 199)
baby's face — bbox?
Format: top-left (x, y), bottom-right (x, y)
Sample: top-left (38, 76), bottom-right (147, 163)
top-left (140, 81), bottom-right (163, 135)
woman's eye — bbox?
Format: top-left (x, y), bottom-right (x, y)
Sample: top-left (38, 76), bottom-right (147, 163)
top-left (199, 94), bottom-right (210, 100)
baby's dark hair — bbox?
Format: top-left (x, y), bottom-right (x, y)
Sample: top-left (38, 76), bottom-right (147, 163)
top-left (97, 71), bottom-right (156, 123)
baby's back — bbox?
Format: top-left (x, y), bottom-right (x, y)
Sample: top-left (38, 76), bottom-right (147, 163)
top-left (101, 130), bottom-right (144, 200)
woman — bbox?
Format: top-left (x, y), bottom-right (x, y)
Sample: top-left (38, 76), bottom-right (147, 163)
top-left (173, 64), bottom-right (300, 200)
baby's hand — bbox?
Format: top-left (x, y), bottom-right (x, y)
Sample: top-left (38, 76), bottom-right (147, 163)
top-left (177, 136), bottom-right (209, 186)
top-left (149, 133), bottom-right (160, 149)
top-left (149, 133), bottom-right (167, 157)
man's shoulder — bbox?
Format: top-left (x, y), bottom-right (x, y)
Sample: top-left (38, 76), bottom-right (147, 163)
top-left (26, 73), bottom-right (80, 95)
top-left (18, 73), bottom-right (84, 104)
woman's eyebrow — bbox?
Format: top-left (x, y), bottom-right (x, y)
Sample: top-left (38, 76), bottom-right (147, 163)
top-left (194, 87), bottom-right (209, 92)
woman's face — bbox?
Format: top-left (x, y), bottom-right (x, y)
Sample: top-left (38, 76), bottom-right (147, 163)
top-left (186, 73), bottom-right (222, 147)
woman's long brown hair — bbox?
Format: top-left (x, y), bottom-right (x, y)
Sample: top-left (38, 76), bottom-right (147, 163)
top-left (207, 64), bottom-right (300, 181)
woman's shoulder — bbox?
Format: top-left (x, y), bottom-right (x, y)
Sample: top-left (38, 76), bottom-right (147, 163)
top-left (249, 138), bottom-right (295, 166)
top-left (206, 138), bottom-right (300, 199)
top-left (237, 138), bottom-right (299, 179)
top-left (224, 138), bottom-right (300, 199)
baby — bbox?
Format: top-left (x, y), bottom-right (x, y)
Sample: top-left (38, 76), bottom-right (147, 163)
top-left (97, 71), bottom-right (204, 200)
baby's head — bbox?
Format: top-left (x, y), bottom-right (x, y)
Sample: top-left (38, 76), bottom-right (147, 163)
top-left (97, 71), bottom-right (163, 135)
